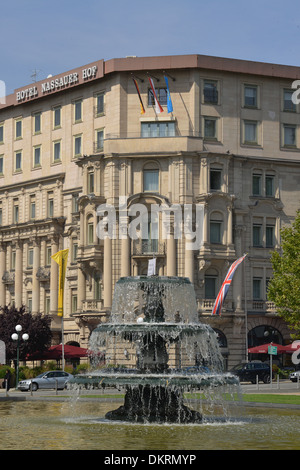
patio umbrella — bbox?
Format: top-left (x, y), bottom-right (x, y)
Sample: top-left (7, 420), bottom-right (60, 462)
top-left (26, 344), bottom-right (89, 360)
top-left (47, 344), bottom-right (89, 359)
top-left (248, 342), bottom-right (286, 354)
top-left (281, 341), bottom-right (300, 353)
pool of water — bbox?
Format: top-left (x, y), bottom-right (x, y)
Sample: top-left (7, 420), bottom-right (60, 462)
top-left (0, 400), bottom-right (299, 450)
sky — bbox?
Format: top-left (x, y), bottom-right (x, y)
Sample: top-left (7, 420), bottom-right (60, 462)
top-left (1, 0), bottom-right (300, 95)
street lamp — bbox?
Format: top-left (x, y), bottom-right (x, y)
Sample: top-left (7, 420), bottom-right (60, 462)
top-left (11, 324), bottom-right (29, 389)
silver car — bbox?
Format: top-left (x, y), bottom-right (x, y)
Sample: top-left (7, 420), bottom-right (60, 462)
top-left (18, 371), bottom-right (73, 391)
top-left (289, 370), bottom-right (300, 383)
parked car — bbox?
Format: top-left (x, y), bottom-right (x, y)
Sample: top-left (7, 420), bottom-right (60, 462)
top-left (289, 370), bottom-right (300, 383)
top-left (230, 362), bottom-right (272, 384)
top-left (18, 371), bottom-right (73, 391)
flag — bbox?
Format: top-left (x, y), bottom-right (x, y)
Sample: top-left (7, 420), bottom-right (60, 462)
top-left (148, 77), bottom-right (164, 114)
top-left (132, 77), bottom-right (145, 114)
top-left (212, 254), bottom-right (247, 315)
top-left (164, 76), bottom-right (173, 113)
top-left (51, 249), bottom-right (69, 317)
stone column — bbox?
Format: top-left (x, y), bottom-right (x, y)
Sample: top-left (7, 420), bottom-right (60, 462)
top-left (120, 216), bottom-right (130, 277)
top-left (15, 240), bottom-right (23, 309)
top-left (184, 241), bottom-right (194, 284)
top-left (32, 238), bottom-right (40, 314)
top-left (50, 236), bottom-right (59, 315)
top-left (103, 234), bottom-right (112, 308)
top-left (0, 243), bottom-right (6, 307)
top-left (77, 265), bottom-right (86, 312)
top-left (167, 221), bottom-right (176, 276)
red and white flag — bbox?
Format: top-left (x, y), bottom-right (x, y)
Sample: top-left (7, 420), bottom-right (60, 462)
top-left (148, 77), bottom-right (164, 114)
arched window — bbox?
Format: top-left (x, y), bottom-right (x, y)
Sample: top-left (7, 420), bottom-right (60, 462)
top-left (248, 325), bottom-right (283, 348)
top-left (86, 214), bottom-right (94, 245)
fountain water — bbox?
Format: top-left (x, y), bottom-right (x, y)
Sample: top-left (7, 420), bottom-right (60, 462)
top-left (70, 276), bottom-right (240, 423)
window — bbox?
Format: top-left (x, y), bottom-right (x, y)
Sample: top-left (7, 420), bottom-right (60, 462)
top-left (95, 129), bottom-right (104, 151)
top-left (266, 225), bottom-right (275, 247)
top-left (210, 168), bottom-right (222, 190)
top-left (0, 154), bottom-right (3, 175)
top-left (244, 120), bottom-right (258, 144)
top-left (252, 173), bottom-right (262, 196)
top-left (87, 168), bottom-right (94, 193)
top-left (141, 121), bottom-right (175, 137)
top-left (47, 192), bottom-right (54, 217)
top-left (0, 206), bottom-right (2, 225)
top-left (203, 80), bottom-right (218, 104)
top-left (205, 275), bottom-right (216, 299)
top-left (96, 92), bottom-right (104, 115)
top-left (204, 118), bottom-right (217, 139)
top-left (30, 196), bottom-right (36, 219)
top-left (13, 201), bottom-right (19, 224)
top-left (46, 246), bottom-right (52, 266)
top-left (253, 278), bottom-right (262, 299)
top-left (210, 221), bottom-right (221, 244)
top-left (74, 134), bottom-right (82, 157)
top-left (148, 88), bottom-right (167, 106)
top-left (34, 112), bottom-right (41, 133)
top-left (265, 175), bottom-right (274, 196)
top-left (71, 293), bottom-right (78, 313)
top-left (283, 124), bottom-right (296, 147)
top-left (253, 224), bottom-right (262, 247)
top-left (244, 85), bottom-right (257, 108)
top-left (144, 169), bottom-right (159, 192)
top-left (15, 119), bottom-right (22, 139)
top-left (28, 248), bottom-right (34, 267)
top-left (27, 294), bottom-right (32, 313)
top-left (87, 220), bottom-right (94, 244)
top-left (72, 193), bottom-right (79, 212)
top-left (33, 146), bottom-right (41, 167)
top-left (45, 294), bottom-right (50, 314)
top-left (283, 89), bottom-right (296, 112)
top-left (53, 106), bottom-right (61, 128)
top-left (72, 241), bottom-right (78, 263)
top-left (15, 151), bottom-right (22, 172)
top-left (11, 250), bottom-right (16, 270)
top-left (53, 140), bottom-right (61, 162)
top-left (0, 124), bottom-right (3, 143)
top-left (74, 100), bottom-right (82, 122)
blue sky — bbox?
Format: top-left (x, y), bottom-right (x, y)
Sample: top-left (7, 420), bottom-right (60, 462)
top-left (2, 0), bottom-right (300, 94)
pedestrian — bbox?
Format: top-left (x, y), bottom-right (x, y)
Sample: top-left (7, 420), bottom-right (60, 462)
top-left (4, 369), bottom-right (11, 391)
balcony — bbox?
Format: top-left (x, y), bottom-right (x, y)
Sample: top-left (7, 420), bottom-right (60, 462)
top-left (102, 131), bottom-right (203, 156)
top-left (132, 239), bottom-right (165, 257)
top-left (82, 299), bottom-right (104, 312)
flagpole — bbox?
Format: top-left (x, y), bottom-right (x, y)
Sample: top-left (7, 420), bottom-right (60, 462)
top-left (61, 316), bottom-right (65, 371)
top-left (244, 256), bottom-right (248, 363)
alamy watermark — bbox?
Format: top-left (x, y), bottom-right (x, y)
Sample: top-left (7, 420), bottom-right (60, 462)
top-left (291, 80), bottom-right (300, 105)
top-left (0, 80), bottom-right (6, 105)
top-left (96, 197), bottom-right (204, 250)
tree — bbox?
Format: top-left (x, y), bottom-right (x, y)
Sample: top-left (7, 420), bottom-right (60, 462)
top-left (0, 305), bottom-right (52, 363)
top-left (268, 210), bottom-right (300, 339)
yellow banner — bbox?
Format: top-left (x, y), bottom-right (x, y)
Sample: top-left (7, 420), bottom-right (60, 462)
top-left (51, 249), bottom-right (69, 317)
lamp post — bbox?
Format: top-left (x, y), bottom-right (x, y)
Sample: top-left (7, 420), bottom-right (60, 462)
top-left (11, 325), bottom-right (29, 389)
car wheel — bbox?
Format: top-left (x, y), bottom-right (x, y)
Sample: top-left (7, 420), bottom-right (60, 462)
top-left (31, 382), bottom-right (38, 391)
top-left (263, 375), bottom-right (270, 384)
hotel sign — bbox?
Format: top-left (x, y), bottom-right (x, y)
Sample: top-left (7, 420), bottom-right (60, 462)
top-left (15, 60), bottom-right (104, 104)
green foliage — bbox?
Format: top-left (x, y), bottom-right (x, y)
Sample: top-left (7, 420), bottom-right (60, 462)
top-left (0, 365), bottom-right (15, 379)
top-left (268, 210), bottom-right (300, 339)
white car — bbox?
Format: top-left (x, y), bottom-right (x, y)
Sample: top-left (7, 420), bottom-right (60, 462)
top-left (289, 370), bottom-right (300, 383)
top-left (18, 371), bottom-right (73, 391)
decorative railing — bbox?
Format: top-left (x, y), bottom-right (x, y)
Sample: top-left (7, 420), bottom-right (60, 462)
top-left (132, 240), bottom-right (165, 256)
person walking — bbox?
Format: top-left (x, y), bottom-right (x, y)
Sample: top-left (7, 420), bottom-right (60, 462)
top-left (4, 369), bottom-right (11, 392)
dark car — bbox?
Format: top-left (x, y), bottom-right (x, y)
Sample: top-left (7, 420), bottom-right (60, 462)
top-left (230, 362), bottom-right (272, 384)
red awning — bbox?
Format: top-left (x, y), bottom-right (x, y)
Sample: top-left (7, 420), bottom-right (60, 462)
top-left (26, 344), bottom-right (89, 360)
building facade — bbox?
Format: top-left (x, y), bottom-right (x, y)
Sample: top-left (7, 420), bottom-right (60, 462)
top-left (0, 54), bottom-right (299, 369)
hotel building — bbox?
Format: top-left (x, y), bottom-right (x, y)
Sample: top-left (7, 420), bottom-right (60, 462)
top-left (0, 54), bottom-right (299, 368)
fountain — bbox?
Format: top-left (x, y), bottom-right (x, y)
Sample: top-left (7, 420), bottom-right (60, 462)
top-left (70, 276), bottom-right (239, 423)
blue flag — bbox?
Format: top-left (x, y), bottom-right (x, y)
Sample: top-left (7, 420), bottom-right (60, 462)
top-left (164, 76), bottom-right (173, 113)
